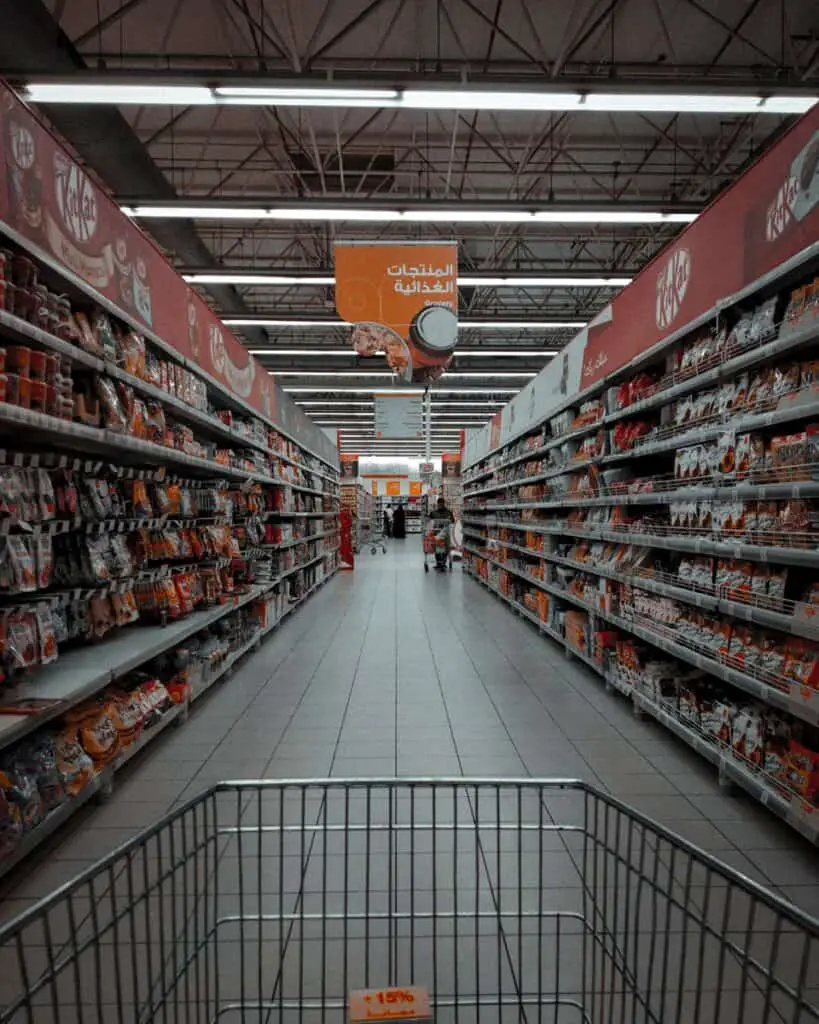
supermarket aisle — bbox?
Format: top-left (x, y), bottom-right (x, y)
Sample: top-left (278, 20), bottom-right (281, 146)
top-left (2, 545), bottom-right (818, 921)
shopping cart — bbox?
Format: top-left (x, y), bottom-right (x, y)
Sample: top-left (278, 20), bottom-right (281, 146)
top-left (423, 516), bottom-right (452, 572)
top-left (1, 779), bottom-right (818, 1023)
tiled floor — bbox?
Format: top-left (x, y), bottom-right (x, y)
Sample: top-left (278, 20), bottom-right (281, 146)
top-left (1, 545), bottom-right (818, 1020)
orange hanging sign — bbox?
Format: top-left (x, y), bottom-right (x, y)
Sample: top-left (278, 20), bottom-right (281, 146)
top-left (386, 480), bottom-right (401, 496)
top-left (409, 481), bottom-right (422, 496)
top-left (335, 241), bottom-right (457, 384)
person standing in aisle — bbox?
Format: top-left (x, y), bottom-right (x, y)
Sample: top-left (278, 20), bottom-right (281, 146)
top-left (383, 507), bottom-right (392, 538)
top-left (392, 503), bottom-right (406, 539)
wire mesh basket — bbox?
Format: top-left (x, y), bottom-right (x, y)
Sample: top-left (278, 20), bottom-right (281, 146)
top-left (0, 778), bottom-right (818, 1023)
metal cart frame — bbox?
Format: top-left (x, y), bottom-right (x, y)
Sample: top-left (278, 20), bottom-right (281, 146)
top-left (1, 778), bottom-right (818, 1023)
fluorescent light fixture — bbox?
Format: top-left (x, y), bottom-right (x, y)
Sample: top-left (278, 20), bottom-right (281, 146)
top-left (404, 90), bottom-right (581, 111)
top-left (283, 387), bottom-right (518, 394)
top-left (269, 371), bottom-right (396, 377)
top-left (460, 321), bottom-right (585, 329)
top-left (24, 83), bottom-right (215, 105)
top-left (443, 371), bottom-right (537, 378)
top-left (458, 276), bottom-right (631, 287)
top-left (249, 348), bottom-right (353, 355)
top-left (26, 83), bottom-right (816, 117)
top-left (257, 349), bottom-right (556, 358)
top-left (186, 272), bottom-right (631, 289)
top-left (584, 92), bottom-right (817, 114)
top-left (215, 85), bottom-right (401, 107)
top-left (293, 399), bottom-right (502, 405)
top-left (126, 205), bottom-right (698, 226)
top-left (193, 275), bottom-right (336, 286)
top-left (228, 318), bottom-right (583, 330)
top-left (231, 319), bottom-right (343, 327)
top-left (456, 349), bottom-right (558, 356)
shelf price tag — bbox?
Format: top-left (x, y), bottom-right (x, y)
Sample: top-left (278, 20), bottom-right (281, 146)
top-left (349, 987), bottom-right (431, 1023)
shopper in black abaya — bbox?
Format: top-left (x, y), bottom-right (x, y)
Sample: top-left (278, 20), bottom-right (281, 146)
top-left (392, 503), bottom-right (406, 539)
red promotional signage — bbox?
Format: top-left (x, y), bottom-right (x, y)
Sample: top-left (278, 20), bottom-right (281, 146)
top-left (0, 83), bottom-right (335, 464)
top-left (581, 106), bottom-right (819, 388)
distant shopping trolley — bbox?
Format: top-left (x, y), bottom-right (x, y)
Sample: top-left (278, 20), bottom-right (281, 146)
top-left (423, 515), bottom-right (452, 572)
top-left (1, 778), bottom-right (818, 1023)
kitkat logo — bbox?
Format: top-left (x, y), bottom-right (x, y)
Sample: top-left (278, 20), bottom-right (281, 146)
top-left (54, 153), bottom-right (98, 244)
top-left (765, 176), bottom-right (799, 241)
top-left (655, 248), bottom-right (690, 330)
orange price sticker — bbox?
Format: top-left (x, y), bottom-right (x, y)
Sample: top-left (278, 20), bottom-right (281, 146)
top-left (349, 987), bottom-right (431, 1023)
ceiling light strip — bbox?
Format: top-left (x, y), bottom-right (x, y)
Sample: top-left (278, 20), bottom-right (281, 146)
top-left (187, 272), bottom-right (631, 289)
top-left (24, 82), bottom-right (816, 116)
top-left (123, 204), bottom-right (697, 226)
top-left (234, 318), bottom-right (584, 329)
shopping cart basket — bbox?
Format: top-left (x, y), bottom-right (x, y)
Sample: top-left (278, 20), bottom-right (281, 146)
top-left (1, 778), bottom-right (818, 1023)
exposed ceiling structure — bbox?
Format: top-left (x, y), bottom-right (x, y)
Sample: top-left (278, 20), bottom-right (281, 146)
top-left (6, 0), bottom-right (819, 454)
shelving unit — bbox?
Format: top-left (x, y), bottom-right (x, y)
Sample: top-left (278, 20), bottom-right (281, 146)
top-left (463, 250), bottom-right (819, 844)
top-left (0, 206), bottom-right (339, 872)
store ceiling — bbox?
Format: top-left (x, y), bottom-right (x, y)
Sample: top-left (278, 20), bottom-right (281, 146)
top-left (6, 0), bottom-right (819, 452)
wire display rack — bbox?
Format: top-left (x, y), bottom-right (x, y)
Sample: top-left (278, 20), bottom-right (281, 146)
top-left (1, 778), bottom-right (818, 1024)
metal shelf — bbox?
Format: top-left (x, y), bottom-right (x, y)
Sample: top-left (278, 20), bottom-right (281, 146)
top-left (463, 514), bottom-right (819, 570)
top-left (0, 584), bottom-right (269, 755)
top-left (465, 551), bottom-right (819, 726)
top-left (464, 564), bottom-right (819, 846)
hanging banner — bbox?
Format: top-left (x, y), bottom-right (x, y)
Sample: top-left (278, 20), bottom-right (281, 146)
top-left (409, 481), bottom-right (423, 497)
top-left (339, 453), bottom-right (359, 481)
top-left (374, 393), bottom-right (424, 439)
top-left (335, 240), bottom-right (458, 384)
top-left (0, 82), bottom-right (336, 467)
top-left (386, 480), bottom-right (401, 496)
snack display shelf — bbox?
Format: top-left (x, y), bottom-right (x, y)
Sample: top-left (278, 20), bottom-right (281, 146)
top-left (0, 307), bottom-right (342, 486)
top-left (473, 475), bottom-right (819, 514)
top-left (189, 631), bottom-right (264, 703)
top-left (464, 457), bottom-right (598, 498)
top-left (0, 400), bottom-right (286, 485)
top-left (465, 565), bottom-right (819, 844)
top-left (465, 549), bottom-right (819, 726)
top-left (0, 584), bottom-right (269, 755)
top-left (0, 699), bottom-right (186, 880)
top-left (464, 421), bottom-right (605, 485)
top-left (466, 313), bottom-right (819, 492)
top-left (464, 390), bottom-right (819, 499)
top-left (605, 318), bottom-right (819, 426)
top-left (275, 553), bottom-right (327, 583)
top-left (629, 689), bottom-right (818, 844)
top-left (262, 530), bottom-right (336, 551)
top-left (469, 533), bottom-right (819, 641)
top-left (287, 483), bottom-right (325, 497)
top-left (0, 308), bottom-right (105, 373)
top-left (0, 220), bottom-right (338, 477)
top-left (464, 515), bottom-right (819, 569)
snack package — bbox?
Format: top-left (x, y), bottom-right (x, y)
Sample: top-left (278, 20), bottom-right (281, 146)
top-left (0, 765), bottom-right (43, 832)
top-left (7, 735), bottom-right (65, 812)
top-left (54, 725), bottom-right (96, 795)
top-left (71, 702), bottom-right (121, 765)
top-left (94, 376), bottom-right (128, 433)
